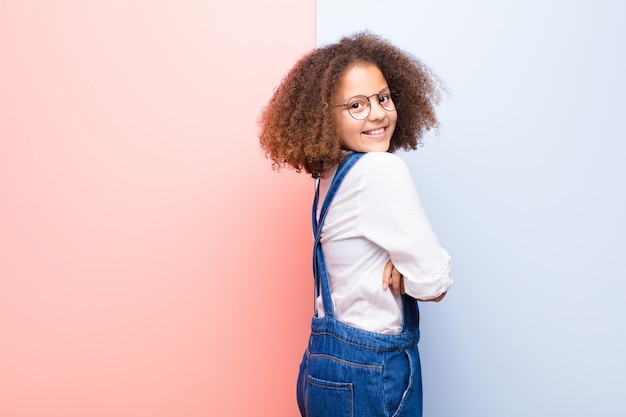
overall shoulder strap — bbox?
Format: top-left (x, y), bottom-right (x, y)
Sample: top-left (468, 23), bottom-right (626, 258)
top-left (313, 152), bottom-right (364, 241)
top-left (312, 152), bottom-right (364, 317)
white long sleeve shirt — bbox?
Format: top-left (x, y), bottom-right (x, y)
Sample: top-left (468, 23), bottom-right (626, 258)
top-left (315, 152), bottom-right (452, 334)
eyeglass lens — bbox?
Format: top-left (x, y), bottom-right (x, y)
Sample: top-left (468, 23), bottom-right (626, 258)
top-left (347, 89), bottom-right (397, 120)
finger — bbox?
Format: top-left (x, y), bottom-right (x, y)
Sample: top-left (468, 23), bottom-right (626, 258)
top-left (382, 260), bottom-right (393, 289)
top-left (390, 267), bottom-right (402, 295)
top-left (393, 275), bottom-right (405, 295)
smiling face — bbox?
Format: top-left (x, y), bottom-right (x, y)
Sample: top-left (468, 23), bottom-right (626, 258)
top-left (332, 63), bottom-right (397, 153)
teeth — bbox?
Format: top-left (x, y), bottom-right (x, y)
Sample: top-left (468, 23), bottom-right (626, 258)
top-left (364, 128), bottom-right (385, 135)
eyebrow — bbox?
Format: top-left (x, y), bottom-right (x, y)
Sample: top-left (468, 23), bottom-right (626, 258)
top-left (341, 86), bottom-right (390, 102)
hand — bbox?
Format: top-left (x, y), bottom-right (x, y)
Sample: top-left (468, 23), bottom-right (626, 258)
top-left (382, 259), bottom-right (405, 295)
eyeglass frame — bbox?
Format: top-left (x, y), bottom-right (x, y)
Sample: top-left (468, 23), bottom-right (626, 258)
top-left (331, 87), bottom-right (398, 120)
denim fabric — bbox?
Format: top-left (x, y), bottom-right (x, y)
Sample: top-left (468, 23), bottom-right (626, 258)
top-left (297, 153), bottom-right (423, 417)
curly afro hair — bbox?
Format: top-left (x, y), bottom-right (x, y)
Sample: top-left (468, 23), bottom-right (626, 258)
top-left (258, 32), bottom-right (445, 178)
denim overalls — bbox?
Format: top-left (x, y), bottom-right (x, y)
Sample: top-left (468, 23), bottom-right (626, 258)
top-left (297, 152), bottom-right (423, 417)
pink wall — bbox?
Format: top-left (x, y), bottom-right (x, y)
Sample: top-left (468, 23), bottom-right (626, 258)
top-left (0, 2), bottom-right (314, 416)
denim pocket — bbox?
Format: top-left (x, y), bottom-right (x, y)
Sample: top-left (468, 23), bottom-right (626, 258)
top-left (383, 349), bottom-right (413, 417)
top-left (306, 375), bottom-right (353, 417)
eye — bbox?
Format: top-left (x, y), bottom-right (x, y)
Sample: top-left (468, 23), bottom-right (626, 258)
top-left (379, 93), bottom-right (392, 104)
top-left (347, 97), bottom-right (369, 113)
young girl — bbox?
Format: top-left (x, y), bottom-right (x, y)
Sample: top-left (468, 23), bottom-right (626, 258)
top-left (259, 33), bottom-right (452, 417)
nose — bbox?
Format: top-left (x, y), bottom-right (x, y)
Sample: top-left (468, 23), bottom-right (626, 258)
top-left (368, 96), bottom-right (386, 120)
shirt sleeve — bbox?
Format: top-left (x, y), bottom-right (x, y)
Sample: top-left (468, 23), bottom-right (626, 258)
top-left (356, 153), bottom-right (452, 300)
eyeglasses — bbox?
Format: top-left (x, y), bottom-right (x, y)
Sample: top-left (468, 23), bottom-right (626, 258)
top-left (332, 88), bottom-right (398, 120)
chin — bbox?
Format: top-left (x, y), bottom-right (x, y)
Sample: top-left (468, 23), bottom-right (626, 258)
top-left (369, 141), bottom-right (391, 152)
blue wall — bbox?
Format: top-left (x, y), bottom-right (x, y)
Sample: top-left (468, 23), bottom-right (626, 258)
top-left (317, 1), bottom-right (626, 415)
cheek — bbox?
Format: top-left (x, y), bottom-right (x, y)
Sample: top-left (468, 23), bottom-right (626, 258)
top-left (389, 113), bottom-right (398, 133)
top-left (391, 111), bottom-right (398, 126)
top-left (336, 115), bottom-right (360, 137)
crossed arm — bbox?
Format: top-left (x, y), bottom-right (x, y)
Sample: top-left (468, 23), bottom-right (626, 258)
top-left (382, 260), bottom-right (446, 302)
